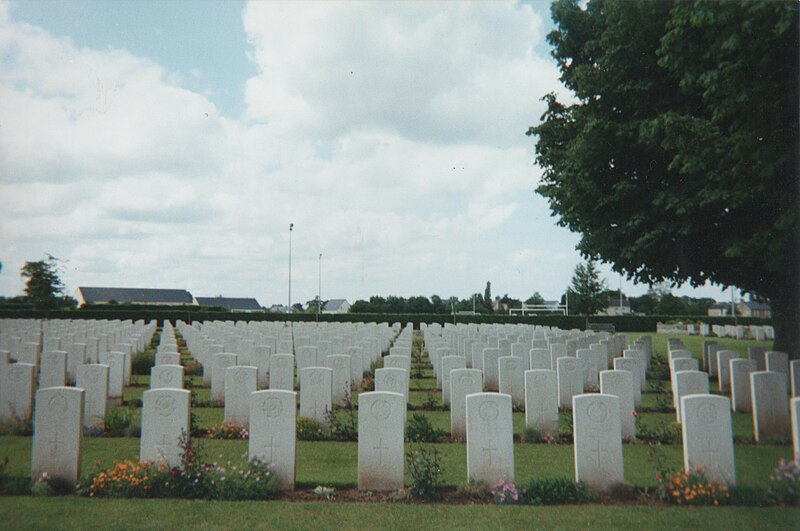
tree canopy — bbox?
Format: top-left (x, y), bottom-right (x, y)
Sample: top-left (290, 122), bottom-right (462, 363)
top-left (20, 255), bottom-right (74, 308)
top-left (569, 259), bottom-right (608, 315)
top-left (529, 0), bottom-right (799, 353)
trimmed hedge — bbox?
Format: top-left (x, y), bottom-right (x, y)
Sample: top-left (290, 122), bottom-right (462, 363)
top-left (0, 308), bottom-right (772, 332)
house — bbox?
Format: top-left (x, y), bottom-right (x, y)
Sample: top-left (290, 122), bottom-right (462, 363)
top-left (268, 304), bottom-right (292, 313)
top-left (195, 296), bottom-right (263, 312)
top-left (322, 299), bottom-right (351, 314)
top-left (707, 302), bottom-right (731, 316)
top-left (736, 301), bottom-right (771, 318)
top-left (75, 287), bottom-right (194, 307)
top-left (601, 297), bottom-right (632, 316)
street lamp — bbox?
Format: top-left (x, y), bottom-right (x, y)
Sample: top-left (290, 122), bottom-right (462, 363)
top-left (317, 253), bottom-right (323, 319)
top-left (288, 223), bottom-right (293, 313)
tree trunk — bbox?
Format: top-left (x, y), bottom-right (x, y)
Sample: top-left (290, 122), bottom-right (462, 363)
top-left (770, 282), bottom-right (800, 359)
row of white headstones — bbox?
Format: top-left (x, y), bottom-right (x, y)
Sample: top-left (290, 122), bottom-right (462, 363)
top-left (15, 319), bottom-right (800, 494)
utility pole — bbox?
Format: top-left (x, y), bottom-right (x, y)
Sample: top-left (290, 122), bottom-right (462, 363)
top-left (288, 223), bottom-right (293, 313)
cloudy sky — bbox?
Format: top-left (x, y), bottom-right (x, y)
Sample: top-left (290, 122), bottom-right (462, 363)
top-left (0, 0), bottom-right (732, 307)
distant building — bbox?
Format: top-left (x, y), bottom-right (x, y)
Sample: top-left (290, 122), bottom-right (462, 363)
top-left (707, 302), bottom-right (731, 316)
top-left (75, 287), bottom-right (194, 307)
top-left (322, 299), bottom-right (351, 314)
top-left (268, 304), bottom-right (292, 314)
top-left (736, 301), bottom-right (771, 318)
top-left (195, 296), bottom-right (263, 312)
top-left (601, 297), bottom-right (632, 316)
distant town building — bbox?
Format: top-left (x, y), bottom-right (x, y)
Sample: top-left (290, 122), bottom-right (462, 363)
top-left (707, 302), bottom-right (731, 316)
top-left (600, 296), bottom-right (632, 316)
top-left (75, 287), bottom-right (194, 307)
top-left (322, 299), bottom-right (351, 314)
top-left (736, 301), bottom-right (771, 318)
top-left (195, 296), bottom-right (263, 312)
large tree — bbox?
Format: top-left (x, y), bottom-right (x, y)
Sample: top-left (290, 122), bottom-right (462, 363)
top-left (20, 255), bottom-right (70, 308)
top-left (529, 0), bottom-right (799, 354)
top-left (569, 259), bottom-right (608, 315)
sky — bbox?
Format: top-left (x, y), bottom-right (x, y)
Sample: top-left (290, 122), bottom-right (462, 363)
top-left (0, 0), bottom-right (735, 307)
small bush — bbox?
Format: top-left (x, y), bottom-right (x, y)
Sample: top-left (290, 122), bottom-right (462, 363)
top-left (0, 417), bottom-right (33, 436)
top-left (205, 421), bottom-right (248, 440)
top-left (636, 418), bottom-right (680, 444)
top-left (456, 481), bottom-right (489, 501)
top-left (656, 467), bottom-right (729, 506)
top-left (768, 458), bottom-right (800, 506)
top-left (77, 431), bottom-right (278, 500)
top-left (521, 426), bottom-right (556, 444)
top-left (104, 407), bottom-right (138, 437)
top-left (727, 485), bottom-right (770, 507)
top-left (492, 480), bottom-right (523, 505)
top-left (325, 390), bottom-right (358, 442)
top-left (523, 477), bottom-right (594, 505)
top-left (422, 389), bottom-right (440, 409)
top-left (406, 445), bottom-right (444, 500)
top-left (297, 416), bottom-right (330, 441)
top-left (131, 351), bottom-right (155, 375)
top-left (558, 410), bottom-right (573, 442)
top-left (406, 413), bottom-right (446, 443)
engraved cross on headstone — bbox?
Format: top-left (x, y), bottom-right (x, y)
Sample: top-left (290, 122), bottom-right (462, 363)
top-left (48, 432), bottom-right (64, 458)
top-left (263, 436), bottom-right (280, 463)
top-left (155, 433), bottom-right (170, 461)
top-left (483, 439), bottom-right (498, 466)
top-left (590, 440), bottom-right (609, 467)
top-left (374, 438), bottom-right (390, 465)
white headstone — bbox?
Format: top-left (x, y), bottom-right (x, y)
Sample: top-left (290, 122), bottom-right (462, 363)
top-left (791, 360), bottom-right (800, 398)
top-left (140, 388), bottom-right (191, 467)
top-left (225, 365), bottom-right (258, 428)
top-left (730, 359), bottom-right (757, 413)
top-left (524, 369), bottom-right (558, 438)
top-left (358, 391), bottom-right (405, 491)
top-left (466, 392), bottom-right (514, 487)
top-left (751, 371), bottom-right (790, 442)
top-left (299, 367), bottom-right (332, 428)
top-left (557, 357), bottom-right (584, 409)
top-left (792, 398), bottom-right (800, 464)
top-left (498, 356), bottom-right (525, 405)
top-left (326, 355), bottom-right (351, 406)
top-left (76, 364), bottom-right (108, 429)
top-left (39, 351), bottom-right (67, 388)
top-left (155, 352), bottom-right (181, 366)
top-left (450, 368), bottom-right (483, 441)
top-left (150, 364), bottom-right (184, 389)
top-left (529, 348), bottom-right (551, 371)
top-left (680, 394), bottom-right (736, 485)
top-left (600, 370), bottom-right (636, 439)
top-left (211, 353), bottom-right (238, 402)
top-left (441, 356), bottom-right (467, 407)
top-left (375, 367), bottom-right (409, 408)
top-left (716, 350), bottom-right (739, 393)
top-left (613, 358), bottom-right (642, 408)
top-left (31, 387), bottom-right (84, 487)
top-left (269, 354), bottom-right (294, 391)
top-left (482, 348), bottom-right (502, 392)
top-left (249, 390), bottom-right (296, 491)
top-left (573, 394), bottom-right (624, 492)
top-left (674, 370), bottom-right (709, 422)
top-left (0, 363), bottom-right (36, 421)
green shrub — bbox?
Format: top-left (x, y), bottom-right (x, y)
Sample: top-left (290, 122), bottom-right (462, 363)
top-left (77, 431), bottom-right (278, 500)
top-left (768, 458), bottom-right (800, 506)
top-left (521, 426), bottom-right (556, 444)
top-left (727, 485), bottom-right (770, 507)
top-left (523, 477), bottom-right (594, 505)
top-left (297, 416), bottom-right (330, 441)
top-left (104, 407), bottom-right (138, 437)
top-left (406, 413), bottom-right (446, 443)
top-left (324, 390), bottom-right (358, 442)
top-left (406, 445), bottom-right (444, 500)
top-left (131, 351), bottom-right (155, 375)
top-left (636, 418), bottom-right (680, 444)
top-left (456, 480), bottom-right (489, 501)
top-left (0, 417), bottom-right (33, 436)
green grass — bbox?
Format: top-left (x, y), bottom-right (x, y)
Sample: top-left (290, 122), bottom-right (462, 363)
top-left (0, 497), bottom-right (797, 530)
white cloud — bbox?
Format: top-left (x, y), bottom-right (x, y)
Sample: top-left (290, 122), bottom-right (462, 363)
top-left (1, 1), bottom-right (721, 306)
